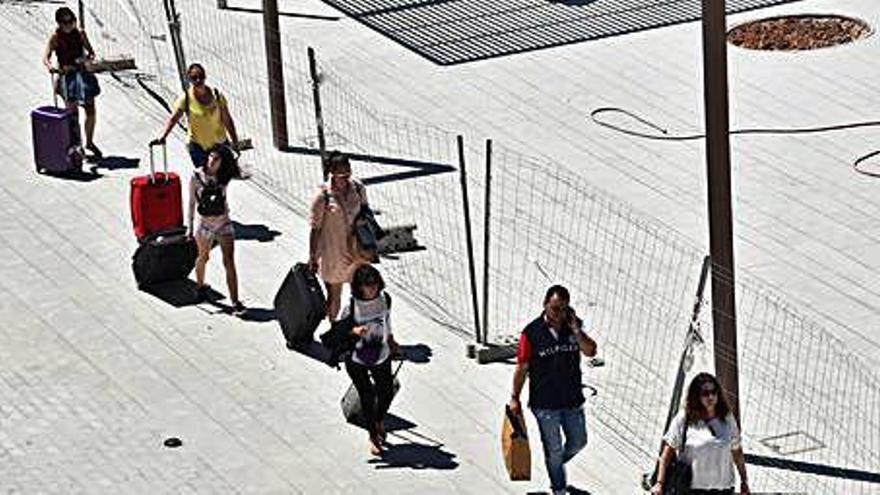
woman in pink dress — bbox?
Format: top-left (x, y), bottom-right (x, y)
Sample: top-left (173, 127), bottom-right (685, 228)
top-left (308, 152), bottom-right (369, 322)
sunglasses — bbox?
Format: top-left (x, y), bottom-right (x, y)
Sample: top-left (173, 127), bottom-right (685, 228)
top-left (61, 18), bottom-right (76, 25)
top-left (700, 387), bottom-right (718, 397)
top-left (330, 173), bottom-right (351, 180)
top-left (189, 74), bottom-right (205, 83)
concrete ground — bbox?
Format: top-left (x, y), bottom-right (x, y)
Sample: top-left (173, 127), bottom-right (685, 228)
top-left (2, 0), bottom-right (879, 493)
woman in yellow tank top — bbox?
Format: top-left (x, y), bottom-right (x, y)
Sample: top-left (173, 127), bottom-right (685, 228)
top-left (154, 63), bottom-right (240, 171)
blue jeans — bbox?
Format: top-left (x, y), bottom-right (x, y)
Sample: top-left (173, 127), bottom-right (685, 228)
top-left (533, 406), bottom-right (588, 492)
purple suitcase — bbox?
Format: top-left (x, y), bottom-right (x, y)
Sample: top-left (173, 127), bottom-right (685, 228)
top-left (31, 105), bottom-right (82, 174)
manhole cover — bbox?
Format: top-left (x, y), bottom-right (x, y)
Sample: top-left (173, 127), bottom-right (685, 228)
top-left (163, 437), bottom-right (183, 448)
top-left (728, 15), bottom-right (872, 50)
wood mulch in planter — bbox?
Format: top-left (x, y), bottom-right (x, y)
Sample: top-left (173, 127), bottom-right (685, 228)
top-left (728, 15), bottom-right (871, 51)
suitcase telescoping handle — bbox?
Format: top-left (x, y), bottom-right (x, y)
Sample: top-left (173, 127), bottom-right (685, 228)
top-left (148, 141), bottom-right (169, 183)
top-left (49, 69), bottom-right (67, 109)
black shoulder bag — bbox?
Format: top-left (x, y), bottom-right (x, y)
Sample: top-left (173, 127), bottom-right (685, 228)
top-left (662, 420), bottom-right (693, 495)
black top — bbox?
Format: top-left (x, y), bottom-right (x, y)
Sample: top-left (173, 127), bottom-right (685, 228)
top-left (523, 315), bottom-right (584, 410)
top-left (53, 29), bottom-right (85, 68)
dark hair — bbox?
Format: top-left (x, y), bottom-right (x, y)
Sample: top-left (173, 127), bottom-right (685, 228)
top-left (684, 372), bottom-right (731, 424)
top-left (543, 285), bottom-right (570, 305)
top-left (55, 7), bottom-right (76, 24)
top-left (326, 151), bottom-right (351, 174)
top-left (211, 146), bottom-right (240, 186)
top-left (351, 264), bottom-right (385, 300)
top-left (187, 63), bottom-right (206, 77)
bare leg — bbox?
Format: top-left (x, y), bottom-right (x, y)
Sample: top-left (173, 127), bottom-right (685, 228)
top-left (218, 234), bottom-right (239, 304)
top-left (195, 233), bottom-right (212, 288)
top-left (326, 282), bottom-right (343, 322)
top-left (83, 102), bottom-right (99, 155)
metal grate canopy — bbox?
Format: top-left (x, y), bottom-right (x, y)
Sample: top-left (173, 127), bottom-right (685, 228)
top-left (321, 0), bottom-right (801, 65)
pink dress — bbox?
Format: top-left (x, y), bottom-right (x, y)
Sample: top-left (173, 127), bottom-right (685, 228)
top-left (309, 179), bottom-right (367, 284)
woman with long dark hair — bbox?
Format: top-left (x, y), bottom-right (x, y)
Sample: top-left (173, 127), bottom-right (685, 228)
top-left (651, 372), bottom-right (750, 495)
top-left (341, 265), bottom-right (399, 456)
top-left (42, 7), bottom-right (102, 158)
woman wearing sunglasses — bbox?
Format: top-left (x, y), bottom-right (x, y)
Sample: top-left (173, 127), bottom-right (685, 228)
top-left (154, 63), bottom-right (240, 177)
top-left (308, 152), bottom-right (370, 323)
top-left (42, 7), bottom-right (102, 159)
top-left (652, 372), bottom-right (750, 495)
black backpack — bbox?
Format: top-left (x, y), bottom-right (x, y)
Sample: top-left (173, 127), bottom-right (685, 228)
top-left (195, 173), bottom-right (226, 217)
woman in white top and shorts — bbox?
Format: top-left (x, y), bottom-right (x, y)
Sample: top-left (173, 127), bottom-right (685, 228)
top-left (652, 372), bottom-right (751, 495)
top-left (188, 152), bottom-right (243, 315)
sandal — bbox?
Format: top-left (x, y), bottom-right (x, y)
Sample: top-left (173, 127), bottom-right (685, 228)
top-left (85, 142), bottom-right (103, 159)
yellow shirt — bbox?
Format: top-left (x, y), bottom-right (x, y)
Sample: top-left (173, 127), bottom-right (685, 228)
top-left (174, 88), bottom-right (228, 150)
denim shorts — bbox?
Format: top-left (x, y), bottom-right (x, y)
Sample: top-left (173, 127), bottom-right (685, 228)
top-left (58, 70), bottom-right (101, 104)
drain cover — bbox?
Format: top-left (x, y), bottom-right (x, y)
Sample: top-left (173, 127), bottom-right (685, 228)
top-left (728, 15), bottom-right (872, 50)
top-left (163, 437), bottom-right (183, 448)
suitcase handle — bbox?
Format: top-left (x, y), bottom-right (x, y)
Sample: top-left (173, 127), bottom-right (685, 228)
top-left (148, 142), bottom-right (169, 183)
top-left (49, 70), bottom-right (66, 109)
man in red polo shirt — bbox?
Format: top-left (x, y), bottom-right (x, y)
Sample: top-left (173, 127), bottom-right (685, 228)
top-left (509, 285), bottom-right (598, 495)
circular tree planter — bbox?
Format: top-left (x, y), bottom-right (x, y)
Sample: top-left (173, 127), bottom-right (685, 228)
top-left (728, 15), bottom-right (871, 51)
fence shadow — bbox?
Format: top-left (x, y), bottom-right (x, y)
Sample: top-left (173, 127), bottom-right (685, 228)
top-left (280, 146), bottom-right (455, 185)
top-left (219, 4), bottom-right (341, 21)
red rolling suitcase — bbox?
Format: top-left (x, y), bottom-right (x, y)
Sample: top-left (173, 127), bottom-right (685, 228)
top-left (130, 143), bottom-right (183, 240)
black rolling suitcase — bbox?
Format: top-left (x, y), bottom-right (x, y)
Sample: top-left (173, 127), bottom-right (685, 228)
top-left (132, 228), bottom-right (197, 288)
top-left (274, 263), bottom-right (326, 348)
top-left (341, 361), bottom-right (403, 427)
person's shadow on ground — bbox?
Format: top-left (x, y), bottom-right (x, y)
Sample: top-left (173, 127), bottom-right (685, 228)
top-left (40, 168), bottom-right (102, 182)
top-left (397, 344), bottom-right (432, 364)
top-left (287, 341), bottom-right (434, 368)
top-left (232, 221), bottom-right (281, 242)
top-left (141, 279), bottom-right (223, 307)
top-left (370, 435), bottom-right (459, 470)
top-left (90, 156), bottom-right (140, 170)
top-left (526, 489), bottom-right (592, 495)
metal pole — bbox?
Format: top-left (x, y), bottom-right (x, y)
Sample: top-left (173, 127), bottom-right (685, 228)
top-left (217, 0), bottom-right (228, 8)
top-left (263, 0), bottom-right (288, 149)
top-left (78, 0), bottom-right (85, 30)
top-left (701, 0), bottom-right (740, 422)
top-left (645, 255), bottom-right (711, 490)
top-left (307, 47), bottom-right (328, 179)
top-left (458, 135), bottom-right (482, 344)
top-left (163, 0), bottom-right (188, 93)
top-left (482, 139), bottom-right (492, 344)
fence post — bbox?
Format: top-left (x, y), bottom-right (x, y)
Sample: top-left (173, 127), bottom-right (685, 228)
top-left (482, 139), bottom-right (492, 345)
top-left (701, 0), bottom-right (740, 423)
top-left (163, 0), bottom-right (188, 93)
top-left (308, 47), bottom-right (328, 179)
top-left (643, 255), bottom-right (711, 490)
top-left (263, 0), bottom-right (288, 149)
top-left (458, 135), bottom-right (482, 344)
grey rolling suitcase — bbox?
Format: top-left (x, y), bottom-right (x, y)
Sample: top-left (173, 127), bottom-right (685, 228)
top-left (274, 263), bottom-right (326, 347)
top-left (341, 361), bottom-right (403, 427)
